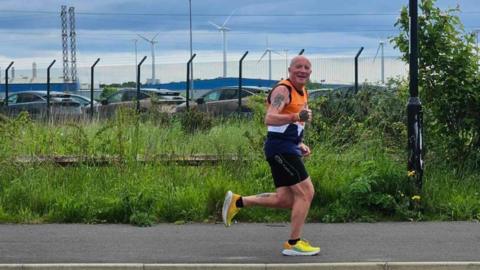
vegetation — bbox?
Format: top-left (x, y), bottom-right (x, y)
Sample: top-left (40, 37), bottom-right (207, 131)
top-left (392, 0), bottom-right (480, 166)
top-left (99, 86), bottom-right (118, 100)
top-left (100, 81), bottom-right (136, 88)
top-left (0, 80), bottom-right (478, 225)
top-left (0, 0), bottom-right (478, 226)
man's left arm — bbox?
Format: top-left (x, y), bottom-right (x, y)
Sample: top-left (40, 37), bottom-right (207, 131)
top-left (299, 101), bottom-right (311, 157)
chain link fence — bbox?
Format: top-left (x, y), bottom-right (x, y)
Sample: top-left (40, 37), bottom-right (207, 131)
top-left (2, 56), bottom-right (407, 90)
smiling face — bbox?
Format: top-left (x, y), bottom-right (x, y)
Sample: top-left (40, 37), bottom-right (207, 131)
top-left (288, 56), bottom-right (312, 88)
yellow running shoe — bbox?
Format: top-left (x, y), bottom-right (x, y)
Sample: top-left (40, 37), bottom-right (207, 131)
top-left (282, 239), bottom-right (320, 256)
top-left (222, 191), bottom-right (241, 227)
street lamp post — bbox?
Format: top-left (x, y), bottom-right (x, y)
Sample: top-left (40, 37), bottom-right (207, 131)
top-left (189, 0), bottom-right (194, 96)
top-left (407, 0), bottom-right (424, 194)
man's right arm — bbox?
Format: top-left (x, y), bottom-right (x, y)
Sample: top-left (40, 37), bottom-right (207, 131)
top-left (264, 86), bottom-right (299, 126)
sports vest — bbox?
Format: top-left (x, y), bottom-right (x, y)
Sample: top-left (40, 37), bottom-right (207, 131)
top-left (264, 79), bottom-right (308, 158)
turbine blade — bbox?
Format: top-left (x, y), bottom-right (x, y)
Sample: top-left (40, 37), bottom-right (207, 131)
top-left (151, 33), bottom-right (160, 41)
top-left (257, 50), bottom-right (268, 63)
top-left (137, 34), bottom-right (151, 43)
top-left (222, 9), bottom-right (236, 27)
top-left (208, 21), bottom-right (221, 29)
top-left (272, 50), bottom-right (283, 56)
top-left (373, 44), bottom-right (381, 63)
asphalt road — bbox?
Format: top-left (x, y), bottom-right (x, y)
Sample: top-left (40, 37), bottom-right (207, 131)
top-left (0, 222), bottom-right (479, 264)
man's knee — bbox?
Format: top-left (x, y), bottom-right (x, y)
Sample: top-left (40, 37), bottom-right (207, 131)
top-left (276, 193), bottom-right (294, 208)
top-left (305, 179), bottom-right (315, 201)
top-left (295, 178), bottom-right (315, 202)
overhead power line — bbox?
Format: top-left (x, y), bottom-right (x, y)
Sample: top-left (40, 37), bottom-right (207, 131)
top-left (0, 29), bottom-right (402, 37)
top-left (1, 9), bottom-right (480, 16)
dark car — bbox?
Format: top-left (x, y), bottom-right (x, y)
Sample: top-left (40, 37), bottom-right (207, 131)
top-left (175, 86), bottom-right (269, 115)
top-left (66, 93), bottom-right (100, 114)
top-left (1, 91), bottom-right (83, 118)
top-left (99, 88), bottom-right (185, 117)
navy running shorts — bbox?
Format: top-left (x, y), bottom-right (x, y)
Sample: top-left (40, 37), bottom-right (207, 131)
top-left (266, 153), bottom-right (309, 188)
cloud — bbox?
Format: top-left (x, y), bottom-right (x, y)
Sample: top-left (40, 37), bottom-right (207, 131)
top-left (0, 0), bottom-right (477, 68)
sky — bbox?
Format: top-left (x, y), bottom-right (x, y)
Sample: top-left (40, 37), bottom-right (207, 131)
top-left (0, 0), bottom-right (479, 81)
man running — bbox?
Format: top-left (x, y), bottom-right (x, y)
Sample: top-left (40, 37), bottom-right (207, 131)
top-left (222, 55), bottom-right (320, 256)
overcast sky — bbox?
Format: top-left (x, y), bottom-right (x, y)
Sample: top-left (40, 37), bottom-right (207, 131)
top-left (0, 0), bottom-right (479, 69)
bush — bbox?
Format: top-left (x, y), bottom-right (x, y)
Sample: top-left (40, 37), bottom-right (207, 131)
top-left (177, 109), bottom-right (213, 134)
top-left (308, 85), bottom-right (405, 149)
top-left (392, 0), bottom-right (480, 165)
top-left (100, 86), bottom-right (118, 100)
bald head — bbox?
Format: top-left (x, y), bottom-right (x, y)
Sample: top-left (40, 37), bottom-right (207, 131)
top-left (289, 55), bottom-right (311, 68)
top-left (288, 55), bottom-right (312, 88)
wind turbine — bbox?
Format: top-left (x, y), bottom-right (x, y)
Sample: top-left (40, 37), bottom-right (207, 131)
top-left (132, 39), bottom-right (138, 83)
top-left (258, 37), bottom-right (281, 81)
top-left (138, 33), bottom-right (159, 84)
top-left (209, 11), bottom-right (234, 78)
top-left (373, 40), bottom-right (385, 84)
top-left (282, 49), bottom-right (289, 79)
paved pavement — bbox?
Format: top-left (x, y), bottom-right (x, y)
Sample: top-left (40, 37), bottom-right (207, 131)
top-left (0, 221), bottom-right (479, 265)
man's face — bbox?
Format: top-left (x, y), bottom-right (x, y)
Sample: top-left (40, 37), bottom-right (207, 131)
top-left (288, 57), bottom-right (312, 86)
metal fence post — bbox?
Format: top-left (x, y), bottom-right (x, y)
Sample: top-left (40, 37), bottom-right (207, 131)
top-left (137, 56), bottom-right (147, 112)
top-left (354, 47), bottom-right (364, 94)
top-left (186, 53), bottom-right (196, 111)
top-left (5, 61), bottom-right (14, 107)
top-left (90, 58), bottom-right (100, 120)
top-left (47, 60), bottom-right (56, 121)
top-left (238, 51), bottom-right (249, 113)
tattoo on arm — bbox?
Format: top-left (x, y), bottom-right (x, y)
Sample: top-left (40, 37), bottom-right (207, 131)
top-left (256, 193), bottom-right (273, 198)
top-left (272, 94), bottom-right (285, 109)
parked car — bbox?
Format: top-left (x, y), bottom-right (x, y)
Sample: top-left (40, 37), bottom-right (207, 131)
top-left (65, 93), bottom-right (101, 114)
top-left (0, 91), bottom-right (83, 118)
top-left (175, 86), bottom-right (270, 115)
top-left (99, 88), bottom-right (185, 117)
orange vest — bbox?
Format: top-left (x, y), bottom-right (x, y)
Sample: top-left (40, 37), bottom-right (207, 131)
top-left (267, 79), bottom-right (308, 115)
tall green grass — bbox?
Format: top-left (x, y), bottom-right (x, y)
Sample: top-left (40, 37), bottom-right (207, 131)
top-left (0, 99), bottom-right (478, 225)
top-left (0, 110), bottom-right (259, 158)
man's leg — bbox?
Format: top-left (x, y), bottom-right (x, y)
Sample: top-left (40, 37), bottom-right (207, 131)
top-left (242, 186), bottom-right (293, 209)
top-left (222, 187), bottom-right (293, 226)
top-left (288, 177), bottom-right (314, 240)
